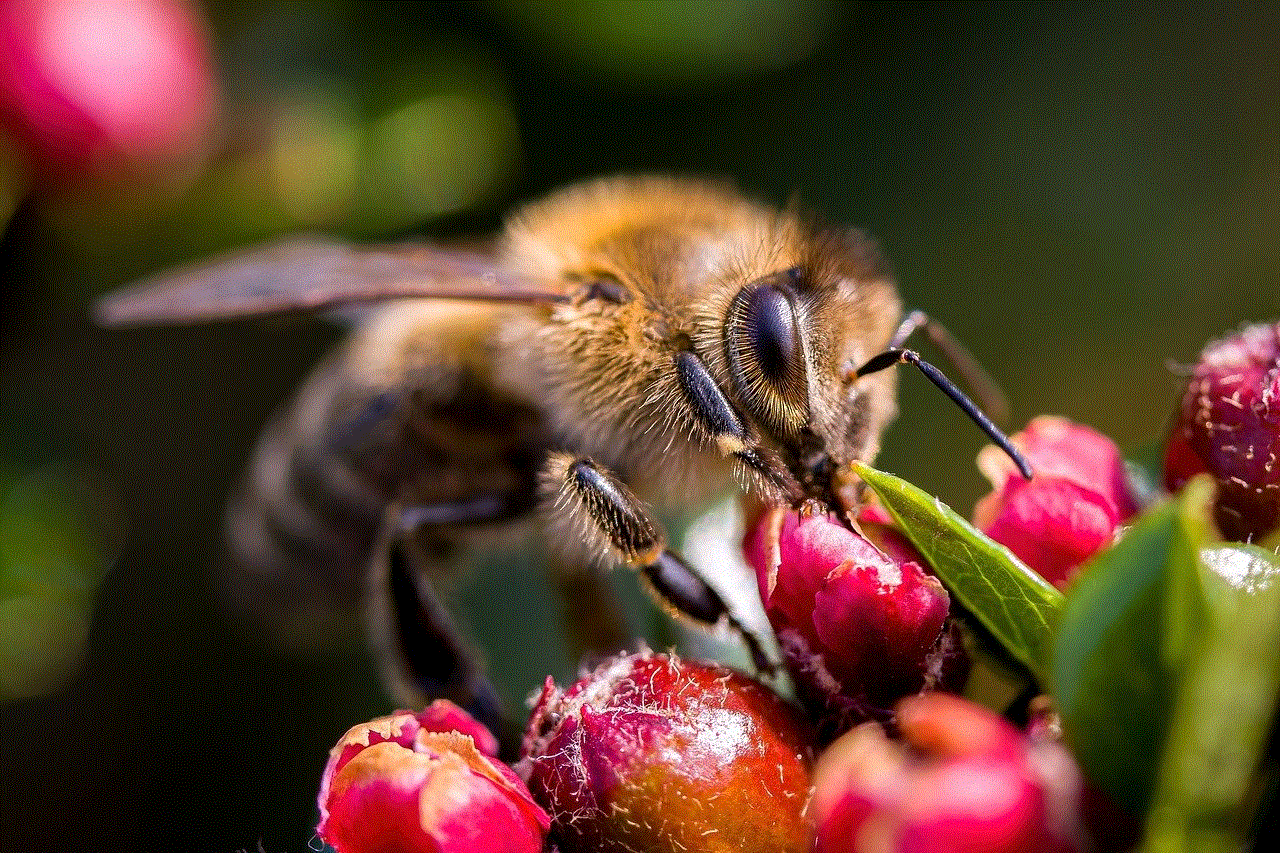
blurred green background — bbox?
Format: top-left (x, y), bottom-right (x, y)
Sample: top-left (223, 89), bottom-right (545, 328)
top-left (1, 2), bottom-right (1276, 850)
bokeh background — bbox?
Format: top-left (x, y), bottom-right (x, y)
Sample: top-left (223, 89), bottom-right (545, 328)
top-left (1, 2), bottom-right (1276, 850)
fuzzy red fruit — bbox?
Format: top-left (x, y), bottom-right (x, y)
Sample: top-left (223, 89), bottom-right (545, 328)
top-left (318, 702), bottom-right (549, 853)
top-left (975, 416), bottom-right (1139, 588)
top-left (745, 506), bottom-right (967, 736)
top-left (811, 693), bottom-right (1084, 853)
top-left (1164, 322), bottom-right (1280, 542)
top-left (521, 650), bottom-right (815, 853)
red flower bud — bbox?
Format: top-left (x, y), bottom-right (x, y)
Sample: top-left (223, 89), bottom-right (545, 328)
top-left (975, 416), bottom-right (1139, 588)
top-left (318, 702), bottom-right (549, 853)
top-left (811, 693), bottom-right (1084, 853)
top-left (744, 506), bottom-right (967, 736)
top-left (1164, 322), bottom-right (1280, 542)
top-left (521, 650), bottom-right (815, 853)
top-left (0, 0), bottom-right (219, 179)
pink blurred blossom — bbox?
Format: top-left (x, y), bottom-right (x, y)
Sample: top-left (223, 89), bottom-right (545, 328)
top-left (318, 702), bottom-right (549, 853)
top-left (744, 506), bottom-right (967, 736)
top-left (811, 693), bottom-right (1084, 853)
top-left (0, 0), bottom-right (219, 179)
top-left (974, 416), bottom-right (1138, 588)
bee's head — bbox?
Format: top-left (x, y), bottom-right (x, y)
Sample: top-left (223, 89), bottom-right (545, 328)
top-left (714, 230), bottom-right (1029, 512)
top-left (714, 231), bottom-right (903, 510)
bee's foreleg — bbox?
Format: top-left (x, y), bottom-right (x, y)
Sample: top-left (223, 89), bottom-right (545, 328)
top-left (541, 453), bottom-right (775, 674)
top-left (640, 549), bottom-right (773, 674)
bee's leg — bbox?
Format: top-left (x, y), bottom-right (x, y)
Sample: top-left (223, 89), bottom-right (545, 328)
top-left (642, 549), bottom-right (774, 674)
top-left (541, 453), bottom-right (775, 673)
top-left (400, 498), bottom-right (634, 669)
top-left (365, 522), bottom-right (517, 755)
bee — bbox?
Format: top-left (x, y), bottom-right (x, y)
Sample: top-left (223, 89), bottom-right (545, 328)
top-left (98, 176), bottom-right (1028, 738)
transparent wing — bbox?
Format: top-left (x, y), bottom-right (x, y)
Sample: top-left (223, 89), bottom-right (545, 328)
top-left (95, 236), bottom-right (569, 326)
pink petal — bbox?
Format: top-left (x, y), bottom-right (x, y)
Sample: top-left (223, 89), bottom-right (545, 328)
top-left (981, 478), bottom-right (1119, 588)
top-left (978, 416), bottom-right (1137, 521)
top-left (0, 0), bottom-right (218, 173)
top-left (812, 559), bottom-right (949, 699)
top-left (417, 699), bottom-right (501, 758)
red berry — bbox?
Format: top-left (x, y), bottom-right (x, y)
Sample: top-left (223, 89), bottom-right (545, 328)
top-left (1164, 322), bottom-right (1280, 542)
top-left (521, 650), bottom-right (816, 853)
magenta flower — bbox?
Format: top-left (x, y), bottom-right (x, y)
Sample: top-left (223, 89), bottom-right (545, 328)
top-left (744, 505), bottom-right (967, 736)
top-left (317, 701), bottom-right (549, 853)
top-left (1164, 321), bottom-right (1280, 543)
top-left (974, 416), bottom-right (1139, 588)
top-left (811, 693), bottom-right (1084, 853)
top-left (521, 650), bottom-right (816, 853)
top-left (0, 0), bottom-right (219, 179)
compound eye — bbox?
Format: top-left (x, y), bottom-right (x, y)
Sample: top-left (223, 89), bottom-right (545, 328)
top-left (726, 281), bottom-right (809, 434)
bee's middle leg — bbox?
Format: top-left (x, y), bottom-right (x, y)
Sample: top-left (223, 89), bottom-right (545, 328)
top-left (540, 452), bottom-right (774, 673)
top-left (366, 520), bottom-right (517, 754)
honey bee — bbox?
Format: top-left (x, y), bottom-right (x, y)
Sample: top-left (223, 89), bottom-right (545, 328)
top-left (98, 176), bottom-right (1028, 736)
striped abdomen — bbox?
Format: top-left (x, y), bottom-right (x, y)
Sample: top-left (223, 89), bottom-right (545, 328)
top-left (224, 303), bottom-right (549, 648)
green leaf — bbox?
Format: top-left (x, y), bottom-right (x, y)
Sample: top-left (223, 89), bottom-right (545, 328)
top-left (1200, 542), bottom-right (1280, 597)
top-left (1143, 545), bottom-right (1280, 853)
top-left (1052, 478), bottom-right (1216, 815)
top-left (851, 462), bottom-right (1063, 687)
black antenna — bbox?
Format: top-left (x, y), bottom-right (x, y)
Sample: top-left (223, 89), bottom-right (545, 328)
top-left (855, 348), bottom-right (1034, 480)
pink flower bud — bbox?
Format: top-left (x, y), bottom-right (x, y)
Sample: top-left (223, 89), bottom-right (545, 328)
top-left (1164, 322), bottom-right (1280, 542)
top-left (412, 697), bottom-right (503, 758)
top-left (0, 0), bottom-right (219, 179)
top-left (855, 500), bottom-right (925, 567)
top-left (521, 650), bottom-right (816, 853)
top-left (811, 693), bottom-right (1084, 853)
top-left (974, 416), bottom-right (1139, 588)
top-left (744, 506), bottom-right (967, 736)
top-left (318, 701), bottom-right (549, 853)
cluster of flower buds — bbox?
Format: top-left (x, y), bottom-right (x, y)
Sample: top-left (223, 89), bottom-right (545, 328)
top-left (316, 320), bottom-right (1277, 852)
top-left (318, 654), bottom-right (1087, 853)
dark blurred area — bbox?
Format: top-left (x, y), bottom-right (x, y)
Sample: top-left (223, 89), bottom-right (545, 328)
top-left (1, 2), bottom-right (1276, 850)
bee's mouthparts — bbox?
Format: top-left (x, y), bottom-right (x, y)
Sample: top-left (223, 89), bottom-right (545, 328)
top-left (779, 446), bottom-right (836, 511)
